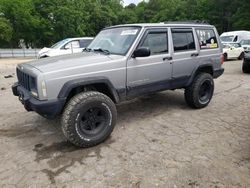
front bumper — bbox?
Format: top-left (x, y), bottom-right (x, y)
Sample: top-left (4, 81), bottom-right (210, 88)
top-left (213, 68), bottom-right (224, 78)
top-left (12, 83), bottom-right (65, 119)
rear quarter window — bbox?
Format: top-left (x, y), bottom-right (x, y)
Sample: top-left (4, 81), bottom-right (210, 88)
top-left (196, 29), bottom-right (218, 50)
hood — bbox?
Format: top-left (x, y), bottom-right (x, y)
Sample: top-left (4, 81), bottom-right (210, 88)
top-left (24, 52), bottom-right (124, 73)
top-left (39, 47), bottom-right (51, 54)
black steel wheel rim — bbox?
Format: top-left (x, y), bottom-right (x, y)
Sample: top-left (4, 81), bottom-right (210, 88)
top-left (77, 106), bottom-right (109, 136)
top-left (199, 80), bottom-right (212, 103)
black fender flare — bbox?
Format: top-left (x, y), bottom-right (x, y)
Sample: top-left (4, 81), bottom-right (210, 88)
top-left (186, 64), bottom-right (214, 87)
top-left (58, 77), bottom-right (121, 103)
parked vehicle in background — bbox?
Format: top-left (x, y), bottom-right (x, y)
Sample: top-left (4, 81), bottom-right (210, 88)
top-left (38, 37), bottom-right (93, 58)
top-left (12, 21), bottom-right (224, 147)
top-left (220, 31), bottom-right (250, 44)
top-left (241, 39), bottom-right (250, 53)
top-left (222, 43), bottom-right (244, 61)
top-left (242, 53), bottom-right (250, 73)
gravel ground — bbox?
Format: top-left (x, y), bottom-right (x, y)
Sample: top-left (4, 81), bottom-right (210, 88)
top-left (0, 58), bottom-right (249, 188)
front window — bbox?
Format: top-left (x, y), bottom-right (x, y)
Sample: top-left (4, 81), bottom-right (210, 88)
top-left (88, 27), bottom-right (141, 55)
top-left (51, 39), bottom-right (70, 49)
top-left (64, 40), bottom-right (80, 49)
top-left (139, 32), bottom-right (168, 55)
top-left (241, 40), bottom-right (250, 45)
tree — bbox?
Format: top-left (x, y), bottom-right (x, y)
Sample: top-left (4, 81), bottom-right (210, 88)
top-left (0, 17), bottom-right (13, 46)
top-left (0, 0), bottom-right (250, 48)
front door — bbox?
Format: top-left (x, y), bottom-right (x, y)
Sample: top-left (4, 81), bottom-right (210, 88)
top-left (127, 28), bottom-right (173, 97)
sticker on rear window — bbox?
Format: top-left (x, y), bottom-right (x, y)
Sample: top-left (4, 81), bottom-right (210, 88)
top-left (121, 30), bottom-right (138, 36)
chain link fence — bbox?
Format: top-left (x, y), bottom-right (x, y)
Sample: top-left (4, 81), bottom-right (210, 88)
top-left (0, 49), bottom-right (41, 58)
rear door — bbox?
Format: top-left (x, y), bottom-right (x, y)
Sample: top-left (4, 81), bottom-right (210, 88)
top-left (170, 28), bottom-right (198, 86)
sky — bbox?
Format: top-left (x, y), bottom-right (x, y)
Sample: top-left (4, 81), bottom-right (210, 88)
top-left (123, 0), bottom-right (144, 6)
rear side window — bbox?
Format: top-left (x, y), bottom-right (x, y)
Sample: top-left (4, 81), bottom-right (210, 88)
top-left (140, 32), bottom-right (168, 55)
top-left (171, 29), bottom-right (196, 52)
top-left (196, 29), bottom-right (218, 49)
top-left (80, 39), bottom-right (93, 48)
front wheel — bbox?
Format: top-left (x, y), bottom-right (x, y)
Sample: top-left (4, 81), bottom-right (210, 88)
top-left (61, 91), bottom-right (117, 147)
top-left (185, 73), bottom-right (214, 109)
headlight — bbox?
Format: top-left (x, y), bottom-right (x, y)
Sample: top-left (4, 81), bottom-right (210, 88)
top-left (29, 77), bottom-right (38, 98)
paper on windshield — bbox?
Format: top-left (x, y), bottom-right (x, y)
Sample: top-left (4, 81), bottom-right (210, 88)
top-left (121, 29), bottom-right (138, 36)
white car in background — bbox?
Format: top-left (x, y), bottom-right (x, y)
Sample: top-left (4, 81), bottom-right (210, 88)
top-left (241, 39), bottom-right (250, 53)
top-left (220, 31), bottom-right (250, 43)
top-left (223, 43), bottom-right (244, 61)
top-left (38, 37), bottom-right (93, 58)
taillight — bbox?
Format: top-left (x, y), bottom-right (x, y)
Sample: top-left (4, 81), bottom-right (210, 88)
top-left (220, 54), bottom-right (224, 65)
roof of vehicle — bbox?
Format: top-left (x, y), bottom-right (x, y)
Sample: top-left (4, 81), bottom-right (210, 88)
top-left (66, 37), bottom-right (94, 40)
top-left (106, 22), bottom-right (214, 29)
top-left (221, 30), bottom-right (250, 36)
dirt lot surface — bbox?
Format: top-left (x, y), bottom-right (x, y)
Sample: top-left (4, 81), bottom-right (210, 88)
top-left (0, 58), bottom-right (249, 188)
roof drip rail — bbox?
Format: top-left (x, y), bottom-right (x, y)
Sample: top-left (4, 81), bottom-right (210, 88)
top-left (164, 20), bottom-right (210, 25)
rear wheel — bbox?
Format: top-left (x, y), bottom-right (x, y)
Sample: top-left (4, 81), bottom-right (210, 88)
top-left (242, 61), bottom-right (250, 73)
top-left (62, 91), bottom-right (117, 147)
top-left (185, 73), bottom-right (214, 109)
top-left (224, 53), bottom-right (228, 61)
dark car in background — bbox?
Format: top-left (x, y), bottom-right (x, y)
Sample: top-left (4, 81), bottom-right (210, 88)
top-left (242, 53), bottom-right (250, 73)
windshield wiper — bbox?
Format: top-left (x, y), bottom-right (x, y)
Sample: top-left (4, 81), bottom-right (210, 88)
top-left (93, 48), bottom-right (110, 55)
top-left (82, 48), bottom-right (92, 52)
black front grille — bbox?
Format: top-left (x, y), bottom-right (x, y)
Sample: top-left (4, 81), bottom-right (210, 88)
top-left (16, 68), bottom-right (31, 91)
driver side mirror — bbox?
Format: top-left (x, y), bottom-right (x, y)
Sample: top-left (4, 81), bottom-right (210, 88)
top-left (133, 47), bottom-right (151, 58)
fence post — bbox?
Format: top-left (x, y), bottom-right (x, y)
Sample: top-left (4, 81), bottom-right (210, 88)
top-left (11, 48), bottom-right (14, 58)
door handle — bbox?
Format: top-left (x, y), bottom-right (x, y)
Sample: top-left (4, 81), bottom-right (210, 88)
top-left (163, 56), bottom-right (173, 61)
top-left (191, 53), bottom-right (199, 57)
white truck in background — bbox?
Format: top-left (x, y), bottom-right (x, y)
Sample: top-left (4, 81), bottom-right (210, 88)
top-left (220, 31), bottom-right (250, 44)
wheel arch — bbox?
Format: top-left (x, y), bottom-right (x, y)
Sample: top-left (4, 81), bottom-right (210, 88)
top-left (58, 77), bottom-right (121, 104)
top-left (186, 64), bottom-right (214, 87)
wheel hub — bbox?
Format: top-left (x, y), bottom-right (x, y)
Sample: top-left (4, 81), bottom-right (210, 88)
top-left (79, 107), bottom-right (107, 135)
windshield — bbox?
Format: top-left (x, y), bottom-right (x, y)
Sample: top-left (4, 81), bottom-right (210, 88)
top-left (223, 44), bottom-right (230, 48)
top-left (51, 39), bottom-right (70, 49)
top-left (88, 27), bottom-right (141, 55)
top-left (220, 35), bottom-right (235, 42)
top-left (241, 39), bottom-right (250, 45)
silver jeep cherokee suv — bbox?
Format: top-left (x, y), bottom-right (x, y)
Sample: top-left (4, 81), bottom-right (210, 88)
top-left (12, 22), bottom-right (224, 147)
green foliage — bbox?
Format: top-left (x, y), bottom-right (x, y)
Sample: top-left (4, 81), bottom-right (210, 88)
top-left (0, 17), bottom-right (13, 45)
top-left (0, 0), bottom-right (249, 48)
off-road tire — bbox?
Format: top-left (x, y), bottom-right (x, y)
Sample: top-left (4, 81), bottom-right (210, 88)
top-left (62, 91), bottom-right (117, 148)
top-left (185, 73), bottom-right (214, 109)
top-left (242, 62), bottom-right (250, 73)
